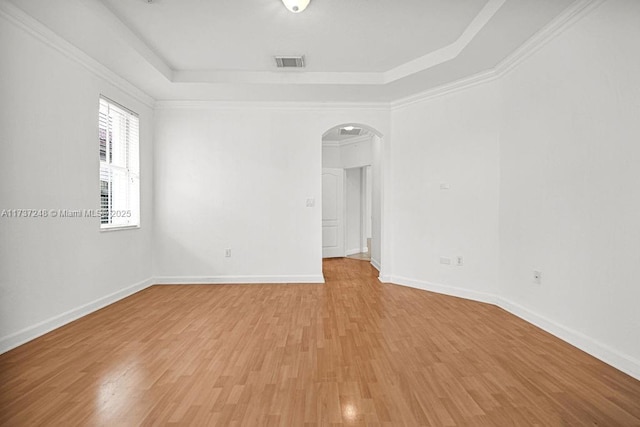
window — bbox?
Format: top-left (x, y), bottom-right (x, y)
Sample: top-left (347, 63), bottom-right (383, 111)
top-left (98, 97), bottom-right (140, 229)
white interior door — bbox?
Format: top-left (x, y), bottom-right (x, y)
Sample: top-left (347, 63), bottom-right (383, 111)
top-left (322, 168), bottom-right (345, 258)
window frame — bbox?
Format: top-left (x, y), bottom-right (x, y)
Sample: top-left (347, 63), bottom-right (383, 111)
top-left (98, 96), bottom-right (140, 231)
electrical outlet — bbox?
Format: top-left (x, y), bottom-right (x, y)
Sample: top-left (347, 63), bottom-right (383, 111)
top-left (225, 248), bottom-right (232, 258)
top-left (440, 257), bottom-right (451, 265)
top-left (456, 256), bottom-right (464, 266)
top-left (533, 270), bottom-right (542, 284)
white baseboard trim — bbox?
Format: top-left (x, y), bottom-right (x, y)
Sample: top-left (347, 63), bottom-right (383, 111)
top-left (346, 248), bottom-right (369, 256)
top-left (387, 274), bottom-right (640, 381)
top-left (4, 271), bottom-right (636, 380)
top-left (388, 275), bottom-right (499, 306)
top-left (154, 275), bottom-right (325, 285)
top-left (370, 258), bottom-right (381, 272)
top-left (0, 277), bottom-right (154, 355)
top-left (497, 297), bottom-right (640, 381)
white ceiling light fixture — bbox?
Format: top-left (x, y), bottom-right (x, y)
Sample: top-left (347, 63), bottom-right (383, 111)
top-left (281, 0), bottom-right (310, 13)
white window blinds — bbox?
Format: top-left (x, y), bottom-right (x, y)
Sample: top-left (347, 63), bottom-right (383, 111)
top-left (99, 97), bottom-right (140, 229)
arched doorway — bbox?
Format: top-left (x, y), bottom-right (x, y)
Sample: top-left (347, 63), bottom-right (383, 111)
top-left (321, 123), bottom-right (384, 274)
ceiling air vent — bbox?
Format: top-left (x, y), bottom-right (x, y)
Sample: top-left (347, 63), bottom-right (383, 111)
top-left (340, 127), bottom-right (362, 136)
top-left (275, 56), bottom-right (305, 68)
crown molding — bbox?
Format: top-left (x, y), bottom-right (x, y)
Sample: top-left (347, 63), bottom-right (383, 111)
top-left (383, 0), bottom-right (506, 83)
top-left (173, 70), bottom-right (384, 85)
top-left (169, 0), bottom-right (504, 86)
top-left (0, 0), bottom-right (155, 108)
top-left (493, 0), bottom-right (606, 79)
top-left (83, 0), bottom-right (173, 81)
top-left (72, 0), bottom-right (503, 87)
top-left (2, 0), bottom-right (605, 109)
top-left (322, 140), bottom-right (340, 148)
top-left (390, 0), bottom-right (604, 110)
top-left (390, 69), bottom-right (498, 110)
top-left (154, 100), bottom-right (389, 111)
top-left (340, 134), bottom-right (374, 147)
top-left (322, 134), bottom-right (373, 148)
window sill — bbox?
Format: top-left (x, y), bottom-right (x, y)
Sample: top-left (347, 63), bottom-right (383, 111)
top-left (100, 225), bottom-right (140, 232)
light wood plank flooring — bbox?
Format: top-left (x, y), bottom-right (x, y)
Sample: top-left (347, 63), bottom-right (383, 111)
top-left (346, 252), bottom-right (371, 261)
top-left (1, 258), bottom-right (639, 425)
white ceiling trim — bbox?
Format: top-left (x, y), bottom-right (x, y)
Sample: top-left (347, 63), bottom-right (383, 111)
top-left (153, 100), bottom-right (389, 111)
top-left (0, 0), bottom-right (155, 107)
top-left (2, 0), bottom-right (603, 108)
top-left (322, 140), bottom-right (340, 148)
top-left (156, 0), bottom-right (602, 110)
top-left (84, 0), bottom-right (173, 81)
top-left (383, 0), bottom-right (506, 83)
top-left (390, 69), bottom-right (498, 110)
top-left (322, 134), bottom-right (373, 147)
top-left (87, 0), bottom-right (505, 87)
top-left (173, 70), bottom-right (384, 85)
top-left (391, 0), bottom-right (605, 110)
top-left (493, 0), bottom-right (606, 79)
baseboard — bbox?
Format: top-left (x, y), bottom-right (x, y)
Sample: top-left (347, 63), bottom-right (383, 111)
top-left (497, 297), bottom-right (640, 381)
top-left (154, 275), bottom-right (325, 285)
top-left (345, 247), bottom-right (368, 256)
top-left (0, 277), bottom-right (154, 355)
top-left (370, 258), bottom-right (381, 271)
top-left (387, 274), bottom-right (640, 381)
top-left (388, 275), bottom-right (499, 305)
top-left (4, 271), bottom-right (636, 380)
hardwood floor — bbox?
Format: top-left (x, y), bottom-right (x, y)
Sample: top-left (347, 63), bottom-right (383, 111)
top-left (1, 258), bottom-right (639, 426)
top-left (346, 252), bottom-right (371, 261)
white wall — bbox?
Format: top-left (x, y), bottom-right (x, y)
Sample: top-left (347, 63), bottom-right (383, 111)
top-left (498, 0), bottom-right (640, 375)
top-left (365, 166), bottom-right (372, 240)
top-left (386, 0), bottom-right (640, 378)
top-left (370, 135), bottom-right (383, 269)
top-left (321, 144), bottom-right (341, 168)
top-left (0, 16), bottom-right (154, 351)
top-left (340, 138), bottom-right (373, 169)
top-left (4, 0), bottom-right (638, 380)
top-left (0, 3), bottom-right (390, 349)
top-left (153, 106), bottom-right (389, 282)
top-left (345, 168), bottom-right (362, 254)
top-left (321, 137), bottom-right (373, 169)
top-left (389, 82), bottom-right (501, 298)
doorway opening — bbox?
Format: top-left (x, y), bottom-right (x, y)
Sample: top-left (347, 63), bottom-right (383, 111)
top-left (345, 166), bottom-right (372, 261)
top-left (321, 123), bottom-right (384, 272)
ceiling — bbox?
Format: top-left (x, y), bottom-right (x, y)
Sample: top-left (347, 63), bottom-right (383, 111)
top-left (323, 126), bottom-right (374, 142)
top-left (102, 0), bottom-right (489, 73)
top-left (6, 0), bottom-right (577, 102)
